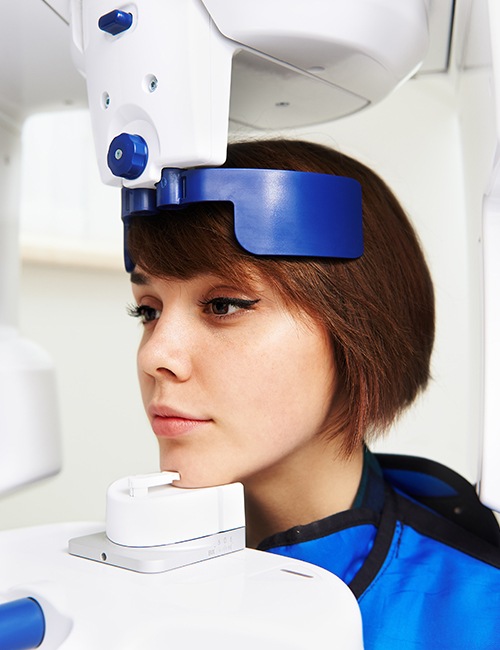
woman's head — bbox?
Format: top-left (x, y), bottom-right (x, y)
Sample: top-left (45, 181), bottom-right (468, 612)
top-left (128, 139), bottom-right (435, 456)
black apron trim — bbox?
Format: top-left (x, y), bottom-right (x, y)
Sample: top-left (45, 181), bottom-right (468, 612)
top-left (376, 453), bottom-right (500, 547)
top-left (348, 485), bottom-right (398, 599)
top-left (257, 507), bottom-right (380, 551)
top-left (395, 490), bottom-right (500, 569)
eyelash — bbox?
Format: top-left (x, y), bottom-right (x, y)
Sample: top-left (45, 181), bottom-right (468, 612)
top-left (127, 297), bottom-right (260, 323)
top-left (199, 297), bottom-right (260, 317)
top-left (127, 304), bottom-right (160, 324)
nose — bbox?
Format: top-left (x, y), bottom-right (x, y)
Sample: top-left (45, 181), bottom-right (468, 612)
top-left (138, 313), bottom-right (193, 382)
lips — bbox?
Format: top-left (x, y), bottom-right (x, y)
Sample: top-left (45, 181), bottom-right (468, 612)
top-left (148, 405), bottom-right (211, 439)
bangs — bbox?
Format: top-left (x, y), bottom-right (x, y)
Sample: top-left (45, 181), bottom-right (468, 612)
top-left (127, 202), bottom-right (259, 285)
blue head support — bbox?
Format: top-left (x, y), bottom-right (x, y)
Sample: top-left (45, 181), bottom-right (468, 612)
top-left (121, 167), bottom-right (363, 272)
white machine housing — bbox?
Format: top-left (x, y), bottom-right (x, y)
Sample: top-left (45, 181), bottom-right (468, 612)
top-left (70, 0), bottom-right (432, 186)
top-left (479, 0), bottom-right (500, 510)
top-left (1, 521), bottom-right (364, 649)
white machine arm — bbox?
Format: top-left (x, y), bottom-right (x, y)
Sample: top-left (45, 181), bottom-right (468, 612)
top-left (70, 0), bottom-right (234, 184)
top-left (68, 0), bottom-right (430, 187)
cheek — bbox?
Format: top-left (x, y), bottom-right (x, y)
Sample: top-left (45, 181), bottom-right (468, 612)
top-left (214, 325), bottom-right (335, 431)
top-left (262, 352), bottom-right (333, 429)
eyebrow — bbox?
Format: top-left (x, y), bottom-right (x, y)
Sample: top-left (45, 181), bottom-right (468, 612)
top-left (130, 271), bottom-right (149, 285)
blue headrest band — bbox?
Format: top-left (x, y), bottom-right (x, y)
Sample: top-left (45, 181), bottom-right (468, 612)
top-left (121, 167), bottom-right (363, 272)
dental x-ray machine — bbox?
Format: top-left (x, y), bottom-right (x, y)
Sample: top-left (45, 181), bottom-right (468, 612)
top-left (1, 0), bottom-right (499, 648)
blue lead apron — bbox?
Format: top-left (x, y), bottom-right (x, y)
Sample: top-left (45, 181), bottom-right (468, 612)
top-left (258, 450), bottom-right (500, 649)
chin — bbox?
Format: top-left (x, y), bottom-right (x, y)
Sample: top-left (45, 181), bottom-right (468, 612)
top-left (161, 465), bottom-right (234, 489)
top-left (177, 476), bottom-right (235, 489)
top-left (158, 447), bottom-right (242, 488)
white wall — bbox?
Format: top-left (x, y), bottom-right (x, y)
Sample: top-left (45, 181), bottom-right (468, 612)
top-left (0, 1), bottom-right (497, 528)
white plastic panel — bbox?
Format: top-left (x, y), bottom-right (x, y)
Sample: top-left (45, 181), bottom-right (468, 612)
top-left (0, 522), bottom-right (364, 649)
top-left (0, 109), bottom-right (61, 497)
top-left (479, 0), bottom-right (500, 512)
top-left (0, 328), bottom-right (61, 496)
top-left (229, 51), bottom-right (368, 129)
top-left (482, 188), bottom-right (500, 511)
top-left (71, 0), bottom-right (235, 186)
top-left (0, 1), bottom-right (86, 124)
top-left (203, 0), bottom-right (430, 100)
top-left (418, 0), bottom-right (455, 73)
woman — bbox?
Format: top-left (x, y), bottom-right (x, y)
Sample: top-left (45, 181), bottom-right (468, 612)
top-left (126, 139), bottom-right (499, 649)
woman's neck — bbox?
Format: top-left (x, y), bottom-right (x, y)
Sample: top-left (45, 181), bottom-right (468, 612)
top-left (243, 437), bottom-right (365, 549)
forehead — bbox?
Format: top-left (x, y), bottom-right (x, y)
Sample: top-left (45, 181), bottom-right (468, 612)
top-left (130, 267), bottom-right (264, 292)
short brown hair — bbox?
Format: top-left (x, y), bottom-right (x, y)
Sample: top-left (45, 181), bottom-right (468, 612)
top-left (128, 139), bottom-right (435, 454)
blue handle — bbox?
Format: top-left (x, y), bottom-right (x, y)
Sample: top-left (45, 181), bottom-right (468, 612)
top-left (108, 133), bottom-right (149, 180)
top-left (0, 598), bottom-right (45, 650)
top-left (98, 10), bottom-right (133, 36)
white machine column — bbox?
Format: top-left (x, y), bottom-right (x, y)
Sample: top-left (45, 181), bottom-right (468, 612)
top-left (0, 116), bottom-right (21, 329)
top-left (0, 116), bottom-right (61, 496)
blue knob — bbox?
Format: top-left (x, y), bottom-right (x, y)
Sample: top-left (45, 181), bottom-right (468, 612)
top-left (99, 10), bottom-right (133, 35)
top-left (108, 134), bottom-right (148, 180)
top-left (0, 598), bottom-right (45, 650)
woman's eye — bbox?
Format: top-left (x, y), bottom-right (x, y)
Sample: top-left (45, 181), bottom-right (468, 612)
top-left (202, 297), bottom-right (260, 317)
top-left (127, 304), bottom-right (161, 324)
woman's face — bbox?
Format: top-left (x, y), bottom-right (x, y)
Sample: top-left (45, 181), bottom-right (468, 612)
top-left (131, 268), bottom-right (336, 488)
